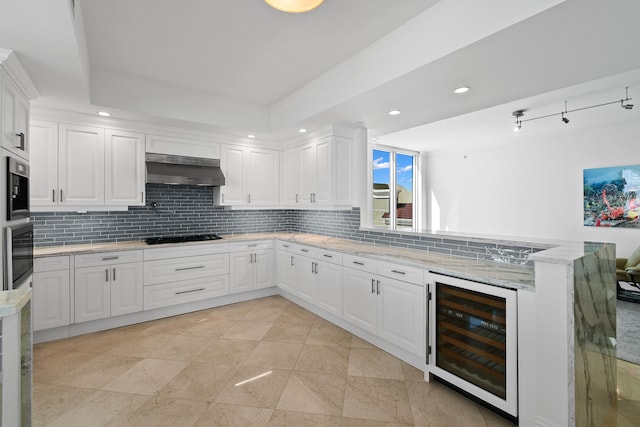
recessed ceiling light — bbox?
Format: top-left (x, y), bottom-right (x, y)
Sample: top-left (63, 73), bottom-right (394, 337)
top-left (298, 128), bottom-right (307, 133)
top-left (97, 111), bottom-right (111, 117)
top-left (388, 110), bottom-right (401, 116)
top-left (248, 134), bottom-right (256, 138)
top-left (453, 86), bottom-right (470, 94)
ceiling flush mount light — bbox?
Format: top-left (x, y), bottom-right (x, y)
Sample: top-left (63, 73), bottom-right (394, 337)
top-left (298, 128), bottom-right (307, 133)
top-left (510, 86), bottom-right (634, 130)
top-left (453, 86), bottom-right (470, 94)
top-left (265, 0), bottom-right (324, 13)
top-left (248, 134), bottom-right (256, 139)
top-left (388, 110), bottom-right (401, 116)
top-left (97, 111), bottom-right (110, 117)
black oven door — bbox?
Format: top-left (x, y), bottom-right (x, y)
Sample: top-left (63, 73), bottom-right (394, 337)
top-left (5, 222), bottom-right (34, 290)
top-left (7, 157), bottom-right (30, 221)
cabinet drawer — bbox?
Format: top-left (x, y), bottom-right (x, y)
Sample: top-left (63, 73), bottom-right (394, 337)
top-left (378, 261), bottom-right (424, 285)
top-left (230, 240), bottom-right (274, 252)
top-left (277, 241), bottom-right (299, 253)
top-left (144, 275), bottom-right (229, 310)
top-left (75, 250), bottom-right (143, 268)
top-left (316, 248), bottom-right (343, 265)
top-left (144, 253), bottom-right (229, 285)
top-left (34, 256), bottom-right (70, 272)
top-left (342, 253), bottom-right (377, 274)
top-left (144, 242), bottom-right (229, 261)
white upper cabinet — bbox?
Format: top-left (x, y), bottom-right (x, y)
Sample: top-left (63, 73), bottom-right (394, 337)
top-left (280, 147), bottom-right (302, 205)
top-left (284, 135), bottom-right (352, 208)
top-left (1, 74), bottom-right (30, 159)
top-left (105, 129), bottom-right (145, 206)
top-left (220, 144), bottom-right (279, 206)
top-left (30, 120), bottom-right (146, 209)
top-left (58, 123), bottom-right (105, 205)
top-left (30, 120), bottom-right (59, 205)
top-left (145, 133), bottom-right (220, 159)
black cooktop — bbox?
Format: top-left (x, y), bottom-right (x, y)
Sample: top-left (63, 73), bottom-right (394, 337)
top-left (144, 234), bottom-right (223, 245)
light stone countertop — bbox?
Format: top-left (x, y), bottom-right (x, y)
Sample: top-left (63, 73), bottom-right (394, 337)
top-left (34, 232), bottom-right (536, 290)
top-left (0, 286), bottom-right (32, 317)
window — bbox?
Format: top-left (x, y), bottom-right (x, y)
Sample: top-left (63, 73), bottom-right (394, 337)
top-left (371, 147), bottom-right (417, 231)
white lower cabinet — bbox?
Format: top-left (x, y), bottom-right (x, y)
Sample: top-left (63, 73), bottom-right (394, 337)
top-left (74, 250), bottom-right (144, 323)
top-left (276, 250), bottom-right (296, 294)
top-left (33, 256), bottom-right (71, 331)
top-left (143, 244), bottom-right (230, 310)
top-left (229, 241), bottom-right (274, 294)
top-left (342, 260), bottom-right (425, 357)
top-left (313, 260), bottom-right (343, 317)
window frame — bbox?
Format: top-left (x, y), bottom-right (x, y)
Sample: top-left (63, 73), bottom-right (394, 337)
top-left (368, 143), bottom-right (420, 232)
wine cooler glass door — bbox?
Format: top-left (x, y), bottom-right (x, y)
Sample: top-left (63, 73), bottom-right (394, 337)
top-left (429, 274), bottom-right (517, 417)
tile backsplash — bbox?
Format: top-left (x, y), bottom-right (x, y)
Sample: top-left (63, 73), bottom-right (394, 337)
top-left (31, 184), bottom-right (544, 265)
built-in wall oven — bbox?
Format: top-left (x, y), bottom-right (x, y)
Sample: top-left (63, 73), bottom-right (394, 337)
top-left (7, 156), bottom-right (29, 220)
top-left (428, 273), bottom-right (518, 418)
top-left (4, 221), bottom-right (33, 290)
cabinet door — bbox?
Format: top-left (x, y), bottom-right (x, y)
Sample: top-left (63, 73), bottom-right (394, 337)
top-left (300, 144), bottom-right (316, 204)
top-left (105, 129), bottom-right (145, 206)
top-left (378, 278), bottom-right (424, 356)
top-left (32, 270), bottom-right (70, 331)
top-left (30, 120), bottom-right (59, 206)
top-left (295, 256), bottom-right (315, 303)
top-left (1, 75), bottom-right (28, 157)
top-left (314, 261), bottom-right (342, 317)
top-left (342, 268), bottom-right (377, 335)
top-left (314, 137), bottom-right (332, 204)
top-left (229, 251), bottom-right (253, 294)
top-left (276, 251), bottom-right (296, 293)
top-left (253, 249), bottom-right (274, 289)
top-left (247, 148), bottom-right (279, 205)
top-left (75, 265), bottom-right (111, 323)
top-left (280, 148), bottom-right (302, 205)
top-left (58, 123), bottom-right (105, 205)
top-left (220, 145), bottom-right (246, 205)
top-left (110, 262), bottom-right (143, 317)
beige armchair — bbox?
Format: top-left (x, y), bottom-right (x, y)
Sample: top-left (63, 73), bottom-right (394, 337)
top-left (617, 246), bottom-right (640, 286)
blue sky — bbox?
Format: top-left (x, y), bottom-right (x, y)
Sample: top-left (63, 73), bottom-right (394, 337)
top-left (373, 150), bottom-right (413, 190)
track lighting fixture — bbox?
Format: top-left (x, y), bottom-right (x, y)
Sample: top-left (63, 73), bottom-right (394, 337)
top-left (511, 86), bottom-right (633, 131)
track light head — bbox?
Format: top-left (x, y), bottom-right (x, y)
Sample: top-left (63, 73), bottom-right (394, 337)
top-left (512, 110), bottom-right (526, 119)
top-left (561, 112), bottom-right (569, 124)
top-left (621, 100), bottom-right (634, 110)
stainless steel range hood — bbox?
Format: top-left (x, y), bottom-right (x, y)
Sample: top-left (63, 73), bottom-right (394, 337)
top-left (145, 153), bottom-right (225, 186)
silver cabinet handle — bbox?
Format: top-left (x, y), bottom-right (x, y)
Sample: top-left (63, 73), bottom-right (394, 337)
top-left (295, 194), bottom-right (299, 203)
top-left (102, 256), bottom-right (119, 261)
top-left (52, 189), bottom-right (56, 202)
top-left (371, 278), bottom-right (375, 294)
top-left (353, 261), bottom-right (364, 266)
top-left (301, 249), bottom-right (309, 253)
top-left (323, 254), bottom-right (333, 258)
top-left (377, 280), bottom-right (380, 295)
top-left (175, 265), bottom-right (205, 271)
top-left (176, 288), bottom-right (205, 295)
top-left (282, 244), bottom-right (290, 248)
top-left (248, 244), bottom-right (258, 247)
top-left (248, 194), bottom-right (251, 204)
top-left (15, 132), bottom-right (25, 150)
top-left (290, 256), bottom-right (294, 266)
top-left (60, 189), bottom-right (64, 202)
top-left (113, 268), bottom-right (116, 281)
top-left (391, 269), bottom-right (406, 275)
top-left (105, 269), bottom-right (109, 282)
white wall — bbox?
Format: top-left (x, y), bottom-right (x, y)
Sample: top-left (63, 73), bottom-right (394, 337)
top-left (425, 117), bottom-right (640, 257)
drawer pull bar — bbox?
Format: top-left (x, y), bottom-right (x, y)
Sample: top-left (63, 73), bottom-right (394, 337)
top-left (371, 278), bottom-right (375, 294)
top-left (391, 269), bottom-right (406, 275)
top-left (377, 280), bottom-right (381, 295)
top-left (323, 254), bottom-right (333, 258)
top-left (282, 244), bottom-right (290, 248)
top-left (102, 256), bottom-right (119, 261)
top-left (175, 266), bottom-right (205, 271)
top-left (248, 244), bottom-right (258, 247)
top-left (175, 288), bottom-right (205, 295)
top-left (301, 249), bottom-right (309, 253)
top-left (353, 261), bottom-right (364, 266)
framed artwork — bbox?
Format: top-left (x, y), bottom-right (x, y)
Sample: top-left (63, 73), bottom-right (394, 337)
top-left (584, 164), bottom-right (640, 228)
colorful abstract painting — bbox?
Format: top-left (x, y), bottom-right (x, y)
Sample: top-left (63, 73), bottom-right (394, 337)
top-left (584, 165), bottom-right (640, 228)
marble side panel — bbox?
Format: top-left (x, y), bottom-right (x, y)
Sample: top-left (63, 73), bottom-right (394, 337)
top-left (573, 243), bottom-right (617, 427)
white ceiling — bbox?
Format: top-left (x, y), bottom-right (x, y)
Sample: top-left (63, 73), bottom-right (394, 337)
top-left (1, 0), bottom-right (640, 149)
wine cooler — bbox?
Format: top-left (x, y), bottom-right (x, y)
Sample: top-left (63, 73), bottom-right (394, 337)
top-left (428, 273), bottom-right (517, 417)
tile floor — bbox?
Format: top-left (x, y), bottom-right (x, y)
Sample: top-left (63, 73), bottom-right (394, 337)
top-left (33, 296), bottom-right (639, 426)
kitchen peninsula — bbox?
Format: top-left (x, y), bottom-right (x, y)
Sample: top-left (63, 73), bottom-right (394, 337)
top-left (33, 230), bottom-right (616, 427)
